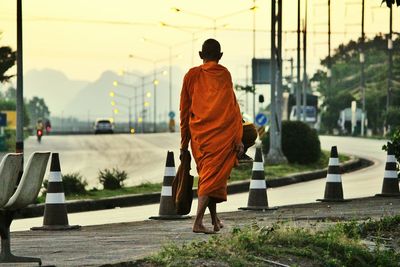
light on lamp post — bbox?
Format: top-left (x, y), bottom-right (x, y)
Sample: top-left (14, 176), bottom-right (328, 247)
top-left (327, 69), bottom-right (332, 78)
top-left (388, 38), bottom-right (393, 50)
top-left (359, 52), bottom-right (365, 63)
top-left (129, 54), bottom-right (171, 133)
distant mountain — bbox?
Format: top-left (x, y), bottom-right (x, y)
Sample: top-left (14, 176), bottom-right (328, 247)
top-left (24, 69), bottom-right (89, 116)
top-left (63, 67), bottom-right (185, 124)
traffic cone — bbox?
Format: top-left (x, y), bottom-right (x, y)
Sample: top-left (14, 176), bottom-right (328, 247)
top-left (376, 143), bottom-right (400, 197)
top-left (239, 147), bottom-right (276, 211)
top-left (31, 153), bottom-right (80, 230)
top-left (149, 151), bottom-right (190, 220)
top-left (317, 146), bottom-right (349, 202)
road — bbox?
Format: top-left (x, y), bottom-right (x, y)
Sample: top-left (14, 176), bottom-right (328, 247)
top-left (25, 133), bottom-right (191, 187)
top-left (13, 134), bottom-right (389, 232)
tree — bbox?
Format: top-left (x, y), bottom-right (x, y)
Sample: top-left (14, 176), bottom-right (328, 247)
top-left (381, 0), bottom-right (400, 7)
top-left (4, 87), bottom-right (16, 101)
top-left (0, 97), bottom-right (30, 127)
top-left (311, 35), bottom-right (400, 134)
top-left (27, 97), bottom-right (50, 126)
top-left (0, 46), bottom-right (16, 84)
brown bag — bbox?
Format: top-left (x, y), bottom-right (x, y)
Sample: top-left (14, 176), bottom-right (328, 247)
top-left (172, 150), bottom-right (194, 215)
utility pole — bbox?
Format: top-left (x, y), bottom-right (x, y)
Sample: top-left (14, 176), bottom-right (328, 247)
top-left (290, 58), bottom-right (294, 94)
top-left (141, 77), bottom-right (145, 133)
top-left (277, 0), bottom-right (283, 130)
top-left (296, 0), bottom-right (301, 121)
top-left (153, 68), bottom-right (157, 133)
top-left (327, 0), bottom-right (332, 98)
top-left (252, 0), bottom-right (256, 122)
top-left (267, 0), bottom-right (287, 164)
top-left (360, 0), bottom-right (365, 136)
top-left (387, 6), bottom-right (393, 114)
top-left (16, 0), bottom-right (24, 159)
top-left (302, 0), bottom-right (308, 122)
top-left (245, 64), bottom-right (249, 114)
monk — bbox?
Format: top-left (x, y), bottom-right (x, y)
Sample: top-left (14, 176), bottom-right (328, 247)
top-left (180, 39), bottom-right (243, 234)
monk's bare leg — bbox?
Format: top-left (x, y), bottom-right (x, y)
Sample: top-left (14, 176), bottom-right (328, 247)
top-left (193, 196), bottom-right (214, 234)
top-left (208, 200), bottom-right (223, 232)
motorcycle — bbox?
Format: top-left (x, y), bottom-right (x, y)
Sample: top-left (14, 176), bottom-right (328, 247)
top-left (37, 129), bottom-right (43, 143)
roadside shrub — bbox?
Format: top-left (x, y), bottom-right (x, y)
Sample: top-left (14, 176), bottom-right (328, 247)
top-left (43, 172), bottom-right (87, 196)
top-left (382, 127), bottom-right (400, 177)
top-left (262, 121), bottom-right (321, 164)
top-left (98, 168), bottom-right (127, 190)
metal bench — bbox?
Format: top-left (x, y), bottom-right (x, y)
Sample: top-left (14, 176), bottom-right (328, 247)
top-left (0, 152), bottom-right (50, 266)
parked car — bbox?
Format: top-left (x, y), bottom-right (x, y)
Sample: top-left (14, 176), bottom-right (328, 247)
top-left (94, 119), bottom-right (114, 134)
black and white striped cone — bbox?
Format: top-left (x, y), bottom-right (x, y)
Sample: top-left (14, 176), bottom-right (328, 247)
top-left (376, 143), bottom-right (400, 197)
top-left (31, 153), bottom-right (80, 231)
top-left (239, 147), bottom-right (276, 211)
top-left (317, 146), bottom-right (349, 202)
top-left (149, 151), bottom-right (190, 220)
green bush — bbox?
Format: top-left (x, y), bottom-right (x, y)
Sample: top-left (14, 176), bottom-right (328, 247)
top-left (383, 128), bottom-right (400, 176)
top-left (262, 121), bottom-right (321, 164)
top-left (43, 172), bottom-right (87, 196)
top-left (385, 107), bottom-right (400, 133)
top-left (98, 168), bottom-right (127, 190)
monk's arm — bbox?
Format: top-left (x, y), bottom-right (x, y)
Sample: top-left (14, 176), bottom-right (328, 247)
top-left (180, 74), bottom-right (191, 150)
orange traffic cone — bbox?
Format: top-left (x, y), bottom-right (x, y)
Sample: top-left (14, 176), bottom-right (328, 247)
top-left (376, 143), bottom-right (400, 197)
top-left (239, 147), bottom-right (276, 211)
top-left (149, 151), bottom-right (190, 220)
top-left (317, 146), bottom-right (349, 202)
top-left (31, 153), bottom-right (80, 230)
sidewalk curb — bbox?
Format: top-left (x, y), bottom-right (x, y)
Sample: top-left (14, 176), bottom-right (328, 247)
top-left (16, 157), bottom-right (373, 219)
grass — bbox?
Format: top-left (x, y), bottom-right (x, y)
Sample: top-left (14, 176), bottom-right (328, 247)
top-left (37, 182), bottom-right (162, 203)
top-left (137, 217), bottom-right (400, 267)
top-left (37, 150), bottom-right (350, 203)
top-left (229, 150), bottom-right (349, 183)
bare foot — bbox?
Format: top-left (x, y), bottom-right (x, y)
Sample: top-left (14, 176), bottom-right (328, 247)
top-left (212, 219), bottom-right (224, 232)
top-left (193, 224), bottom-right (216, 234)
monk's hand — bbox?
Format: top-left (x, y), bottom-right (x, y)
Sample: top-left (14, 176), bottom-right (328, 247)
top-left (234, 142), bottom-right (244, 157)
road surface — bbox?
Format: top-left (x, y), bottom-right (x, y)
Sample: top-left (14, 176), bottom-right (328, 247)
top-left (11, 134), bottom-right (389, 231)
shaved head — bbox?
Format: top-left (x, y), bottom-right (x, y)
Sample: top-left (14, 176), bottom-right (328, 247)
top-left (199, 38), bottom-right (223, 61)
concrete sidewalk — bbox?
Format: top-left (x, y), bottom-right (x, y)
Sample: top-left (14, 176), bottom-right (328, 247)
top-left (7, 196), bottom-right (400, 266)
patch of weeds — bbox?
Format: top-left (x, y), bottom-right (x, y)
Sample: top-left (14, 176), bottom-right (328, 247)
top-left (98, 167), bottom-right (127, 190)
top-left (336, 215), bottom-right (400, 238)
top-left (42, 172), bottom-right (87, 196)
top-left (144, 221), bottom-right (400, 267)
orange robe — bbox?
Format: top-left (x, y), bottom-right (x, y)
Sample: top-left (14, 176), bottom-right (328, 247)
top-left (180, 61), bottom-right (243, 202)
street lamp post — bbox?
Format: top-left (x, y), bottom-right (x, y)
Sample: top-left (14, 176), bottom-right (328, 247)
top-left (159, 22), bottom-right (202, 66)
top-left (129, 55), bottom-right (168, 133)
top-left (360, 0), bottom-right (366, 136)
top-left (171, 5), bottom-right (256, 37)
top-left (118, 70), bottom-right (150, 133)
top-left (113, 78), bottom-right (155, 133)
top-left (112, 81), bottom-right (139, 131)
top-left (140, 37), bottom-right (187, 124)
top-left (109, 91), bottom-right (134, 132)
top-left (16, 0), bottom-right (24, 158)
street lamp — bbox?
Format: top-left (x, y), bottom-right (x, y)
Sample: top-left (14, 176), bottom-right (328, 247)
top-left (171, 5), bottom-right (256, 37)
top-left (128, 54), bottom-right (168, 133)
top-left (140, 37), bottom-right (190, 128)
top-left (159, 22), bottom-right (202, 66)
top-left (109, 88), bottom-right (152, 133)
top-left (109, 90), bottom-right (134, 132)
top-left (113, 79), bottom-right (154, 133)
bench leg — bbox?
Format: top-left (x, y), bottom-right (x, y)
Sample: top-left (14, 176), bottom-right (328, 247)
top-left (0, 210), bottom-right (42, 266)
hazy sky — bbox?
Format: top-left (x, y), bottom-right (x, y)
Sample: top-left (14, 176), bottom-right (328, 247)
top-left (0, 1), bottom-right (396, 84)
